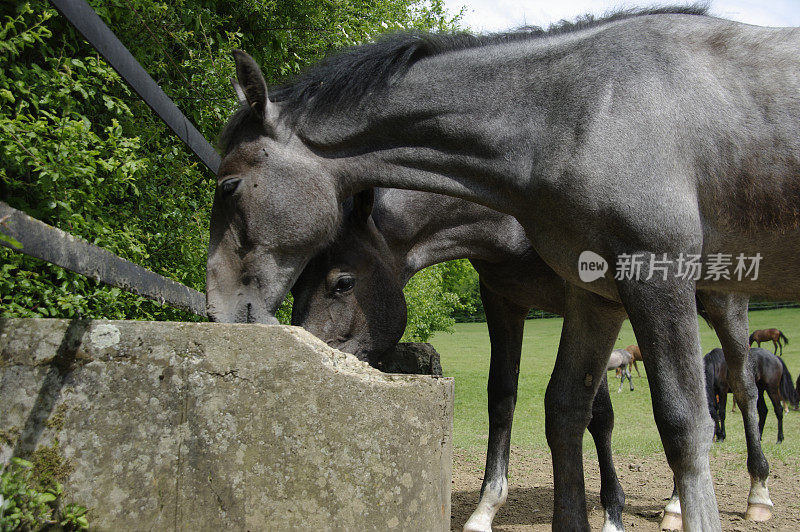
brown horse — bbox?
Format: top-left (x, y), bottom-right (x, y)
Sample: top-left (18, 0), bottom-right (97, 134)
top-left (749, 329), bottom-right (789, 357)
top-left (625, 345), bottom-right (643, 377)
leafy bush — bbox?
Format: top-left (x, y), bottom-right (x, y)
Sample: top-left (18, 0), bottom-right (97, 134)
top-left (402, 261), bottom-right (475, 341)
top-left (0, 457), bottom-right (88, 531)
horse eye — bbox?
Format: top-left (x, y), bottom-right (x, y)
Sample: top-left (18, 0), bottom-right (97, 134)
top-left (220, 178), bottom-right (241, 197)
top-left (333, 276), bottom-right (356, 293)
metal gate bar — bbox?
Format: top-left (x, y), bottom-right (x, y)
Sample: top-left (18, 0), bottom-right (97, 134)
top-left (49, 0), bottom-right (221, 175)
top-left (1, 201), bottom-right (206, 316)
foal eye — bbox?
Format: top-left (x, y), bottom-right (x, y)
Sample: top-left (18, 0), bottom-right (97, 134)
top-left (333, 276), bottom-right (356, 293)
top-left (219, 178), bottom-right (241, 197)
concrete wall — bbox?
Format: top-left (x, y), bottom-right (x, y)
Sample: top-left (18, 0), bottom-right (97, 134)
top-left (0, 319), bottom-right (453, 531)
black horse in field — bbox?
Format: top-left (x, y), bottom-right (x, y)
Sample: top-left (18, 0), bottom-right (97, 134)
top-left (705, 347), bottom-right (799, 443)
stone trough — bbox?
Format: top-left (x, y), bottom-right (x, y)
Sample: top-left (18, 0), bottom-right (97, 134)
top-left (0, 318), bottom-right (453, 530)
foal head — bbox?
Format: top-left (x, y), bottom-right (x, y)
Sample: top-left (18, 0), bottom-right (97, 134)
top-left (291, 189), bottom-right (408, 364)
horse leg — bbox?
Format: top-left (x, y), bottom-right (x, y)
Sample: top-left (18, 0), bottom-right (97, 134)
top-left (772, 340), bottom-right (778, 356)
top-left (757, 389), bottom-right (767, 439)
top-left (633, 359), bottom-right (641, 377)
top-left (765, 384), bottom-right (784, 444)
top-left (618, 278), bottom-right (720, 531)
top-left (661, 477), bottom-right (683, 531)
top-left (710, 389), bottom-right (723, 443)
top-left (464, 282), bottom-right (527, 532)
top-left (717, 389), bottom-right (727, 441)
top-left (698, 292), bottom-right (772, 521)
top-left (627, 367), bottom-right (633, 391)
top-left (617, 368), bottom-right (624, 393)
top-left (545, 285), bottom-right (626, 531)
top-left (587, 375), bottom-right (626, 532)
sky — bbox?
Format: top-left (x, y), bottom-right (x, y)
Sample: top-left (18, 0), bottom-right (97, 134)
top-left (442, 1), bottom-right (800, 33)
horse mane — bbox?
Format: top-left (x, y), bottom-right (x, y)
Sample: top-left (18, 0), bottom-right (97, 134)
top-left (273, 5), bottom-right (708, 123)
top-left (218, 4), bottom-right (709, 150)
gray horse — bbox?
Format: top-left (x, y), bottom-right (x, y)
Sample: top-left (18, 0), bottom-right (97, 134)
top-left (207, 8), bottom-right (800, 530)
top-left (290, 188), bottom-right (772, 530)
top-left (607, 349), bottom-right (634, 393)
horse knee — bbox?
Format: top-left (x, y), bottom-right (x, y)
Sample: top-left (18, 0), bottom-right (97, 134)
top-left (544, 384), bottom-right (591, 444)
top-left (658, 411), bottom-right (714, 467)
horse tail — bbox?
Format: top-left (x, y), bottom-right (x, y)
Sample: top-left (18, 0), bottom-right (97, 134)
top-left (779, 331), bottom-right (789, 345)
top-left (778, 357), bottom-right (799, 409)
top-left (703, 351), bottom-right (721, 421)
top-left (705, 369), bottom-right (720, 422)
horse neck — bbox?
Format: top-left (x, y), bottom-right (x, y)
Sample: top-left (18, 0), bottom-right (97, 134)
top-left (370, 189), bottom-right (529, 285)
top-left (297, 47), bottom-right (546, 220)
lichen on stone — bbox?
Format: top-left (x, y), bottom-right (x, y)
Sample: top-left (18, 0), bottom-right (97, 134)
top-left (45, 403), bottom-right (68, 431)
top-left (30, 442), bottom-right (74, 491)
top-left (0, 425), bottom-right (20, 446)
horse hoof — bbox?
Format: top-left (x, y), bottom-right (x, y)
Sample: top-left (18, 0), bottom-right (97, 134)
top-left (463, 519), bottom-right (491, 532)
top-left (463, 511), bottom-right (493, 532)
top-left (660, 511), bottom-right (683, 531)
top-left (745, 502), bottom-right (772, 522)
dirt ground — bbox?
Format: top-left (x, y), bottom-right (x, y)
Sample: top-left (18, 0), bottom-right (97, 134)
top-left (451, 447), bottom-right (800, 531)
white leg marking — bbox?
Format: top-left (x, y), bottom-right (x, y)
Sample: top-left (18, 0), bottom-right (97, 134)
top-left (463, 477), bottom-right (507, 532)
top-left (601, 510), bottom-right (624, 532)
top-left (664, 494), bottom-right (681, 516)
top-left (747, 477), bottom-right (773, 507)
top-left (660, 494), bottom-right (682, 531)
top-left (745, 476), bottom-right (774, 522)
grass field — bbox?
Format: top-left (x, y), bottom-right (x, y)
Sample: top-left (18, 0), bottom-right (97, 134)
top-left (429, 307), bottom-right (800, 467)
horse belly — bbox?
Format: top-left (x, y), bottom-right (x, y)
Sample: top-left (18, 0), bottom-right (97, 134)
top-left (697, 232), bottom-right (800, 299)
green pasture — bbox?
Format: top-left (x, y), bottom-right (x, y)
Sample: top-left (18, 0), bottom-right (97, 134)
top-left (429, 307), bottom-right (800, 466)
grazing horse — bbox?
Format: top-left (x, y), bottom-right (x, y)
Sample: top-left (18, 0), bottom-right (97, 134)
top-left (206, 8), bottom-right (800, 530)
top-left (607, 349), bottom-right (634, 392)
top-left (291, 188), bottom-right (775, 530)
top-left (705, 347), bottom-right (799, 444)
top-left (749, 329), bottom-right (789, 356)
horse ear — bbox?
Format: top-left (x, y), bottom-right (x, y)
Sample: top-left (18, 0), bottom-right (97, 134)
top-left (231, 78), bottom-right (247, 107)
top-left (232, 50), bottom-right (276, 125)
top-left (352, 189), bottom-right (375, 224)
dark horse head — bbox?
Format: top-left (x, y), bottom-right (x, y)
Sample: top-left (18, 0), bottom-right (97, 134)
top-left (291, 189), bottom-right (407, 363)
